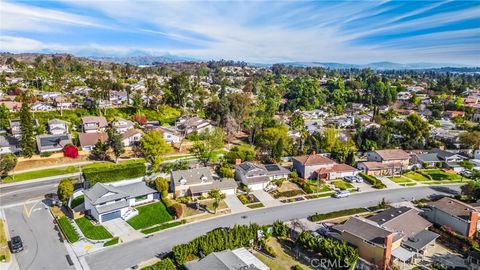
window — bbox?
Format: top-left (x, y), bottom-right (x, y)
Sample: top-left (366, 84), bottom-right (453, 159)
top-left (135, 195), bottom-right (147, 202)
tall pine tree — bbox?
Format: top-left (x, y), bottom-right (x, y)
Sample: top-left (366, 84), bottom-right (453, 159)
top-left (19, 94), bottom-right (35, 157)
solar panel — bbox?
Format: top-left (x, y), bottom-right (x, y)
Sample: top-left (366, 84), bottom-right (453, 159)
top-left (264, 164), bottom-right (280, 172)
top-left (40, 135), bottom-right (69, 147)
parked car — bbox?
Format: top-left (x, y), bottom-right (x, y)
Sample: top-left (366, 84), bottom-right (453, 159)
top-left (10, 236), bottom-right (23, 253)
top-left (45, 193), bottom-right (62, 206)
top-left (460, 170), bottom-right (472, 178)
top-left (333, 190), bottom-right (350, 198)
top-left (344, 176), bottom-right (355, 183)
top-left (354, 176), bottom-right (364, 183)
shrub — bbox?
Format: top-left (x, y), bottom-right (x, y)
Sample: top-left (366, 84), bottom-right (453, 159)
top-left (238, 194), bottom-right (249, 204)
top-left (289, 171), bottom-right (298, 178)
top-left (169, 203), bottom-right (184, 218)
top-left (272, 190), bottom-right (304, 199)
top-left (63, 144), bottom-right (79, 159)
top-left (273, 178), bottom-right (285, 187)
top-left (40, 152), bottom-right (53, 157)
top-left (261, 239), bottom-right (277, 257)
top-left (176, 196), bottom-right (191, 204)
top-left (273, 220), bottom-right (288, 237)
top-left (359, 173), bottom-right (386, 189)
top-left (83, 160), bottom-right (146, 184)
top-left (218, 166), bottom-right (234, 178)
top-left (141, 258), bottom-right (176, 270)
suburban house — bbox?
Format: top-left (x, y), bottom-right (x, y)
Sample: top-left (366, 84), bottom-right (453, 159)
top-left (78, 132), bottom-right (108, 151)
top-left (158, 126), bottom-right (182, 144)
top-left (171, 167), bottom-right (237, 198)
top-left (121, 129), bottom-right (143, 147)
top-left (83, 181), bottom-right (158, 223)
top-left (47, 119), bottom-right (68, 135)
top-left (235, 162), bottom-right (290, 190)
top-left (333, 207), bottom-right (436, 269)
top-left (36, 134), bottom-right (73, 153)
top-left (9, 119), bottom-right (39, 138)
top-left (175, 115), bottom-right (213, 136)
top-left (31, 102), bottom-right (53, 111)
top-left (413, 148), bottom-right (467, 170)
top-left (0, 135), bottom-right (20, 154)
top-left (53, 95), bottom-right (73, 109)
top-left (358, 149), bottom-right (410, 176)
top-left (81, 116), bottom-right (108, 133)
top-left (292, 153), bottom-right (359, 180)
top-left (184, 247), bottom-right (269, 270)
top-left (112, 118), bottom-right (134, 134)
top-left (423, 197), bottom-right (478, 238)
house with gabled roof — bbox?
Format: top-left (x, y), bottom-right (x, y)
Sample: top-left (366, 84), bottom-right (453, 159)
top-left (48, 119), bottom-right (68, 135)
top-left (81, 116), bottom-right (108, 133)
top-left (83, 181), bottom-right (158, 223)
top-left (292, 152), bottom-right (358, 180)
top-left (171, 167), bottom-right (237, 198)
top-left (36, 134), bottom-right (72, 153)
top-left (358, 149), bottom-right (410, 176)
top-left (235, 161), bottom-right (290, 190)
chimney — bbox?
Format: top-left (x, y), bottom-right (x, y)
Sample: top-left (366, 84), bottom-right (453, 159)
top-left (312, 151), bottom-right (316, 155)
top-left (235, 159), bottom-right (242, 165)
top-left (439, 145), bottom-right (445, 151)
top-left (467, 211), bottom-right (479, 238)
top-left (382, 233), bottom-right (393, 270)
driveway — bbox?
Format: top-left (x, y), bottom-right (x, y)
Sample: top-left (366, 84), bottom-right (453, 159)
top-left (251, 190), bottom-right (282, 207)
top-left (4, 202), bottom-right (73, 270)
top-left (224, 195), bottom-right (249, 213)
top-left (102, 219), bottom-right (143, 242)
top-left (378, 176), bottom-right (402, 189)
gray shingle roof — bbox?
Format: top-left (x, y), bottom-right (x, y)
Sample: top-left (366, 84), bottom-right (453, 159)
top-left (171, 167), bottom-right (213, 187)
top-left (185, 248), bottom-right (264, 270)
top-left (83, 183), bottom-right (129, 205)
top-left (333, 216), bottom-right (392, 246)
top-left (113, 182), bottom-right (157, 198)
top-left (415, 153), bottom-right (441, 163)
top-left (189, 178), bottom-right (238, 194)
top-left (402, 230), bottom-right (439, 251)
top-left (96, 200), bottom-right (129, 214)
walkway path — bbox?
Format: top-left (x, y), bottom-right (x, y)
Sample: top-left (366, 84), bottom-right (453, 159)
top-left (103, 219), bottom-right (143, 242)
top-left (224, 195), bottom-right (249, 213)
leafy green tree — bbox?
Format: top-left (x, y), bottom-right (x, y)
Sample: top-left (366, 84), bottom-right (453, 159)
top-left (256, 125), bottom-right (290, 157)
top-left (271, 137), bottom-right (284, 161)
top-left (459, 131), bottom-right (480, 149)
top-left (0, 153), bottom-right (17, 177)
top-left (90, 140), bottom-right (110, 161)
top-left (224, 144), bottom-right (256, 164)
top-left (285, 75), bottom-right (327, 110)
top-left (108, 130), bottom-right (125, 163)
top-left (139, 131), bottom-right (172, 171)
top-left (0, 104), bottom-right (10, 131)
top-left (189, 128), bottom-right (224, 166)
top-left (132, 91), bottom-right (143, 112)
top-left (208, 188), bottom-right (226, 213)
top-left (461, 182), bottom-right (480, 201)
top-left (58, 178), bottom-right (74, 204)
top-left (19, 94), bottom-right (36, 157)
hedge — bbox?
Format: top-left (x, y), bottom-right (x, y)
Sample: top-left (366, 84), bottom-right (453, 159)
top-left (359, 173), bottom-right (386, 189)
top-left (309, 208), bottom-right (368, 222)
top-left (83, 160), bottom-right (146, 184)
top-left (172, 224), bottom-right (260, 264)
top-left (141, 258), bottom-right (176, 270)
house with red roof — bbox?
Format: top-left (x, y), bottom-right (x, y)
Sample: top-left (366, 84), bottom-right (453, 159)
top-left (292, 152), bottom-right (359, 180)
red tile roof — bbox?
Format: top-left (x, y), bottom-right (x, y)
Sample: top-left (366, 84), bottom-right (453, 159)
top-left (293, 154), bottom-right (336, 165)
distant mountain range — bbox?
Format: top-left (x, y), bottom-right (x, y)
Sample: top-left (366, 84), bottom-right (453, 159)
top-left (278, 61), bottom-right (475, 70)
top-left (88, 54), bottom-right (196, 65)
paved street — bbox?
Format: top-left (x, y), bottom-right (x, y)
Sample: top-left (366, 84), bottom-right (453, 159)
top-left (85, 185), bottom-right (461, 270)
top-left (4, 202), bottom-right (73, 270)
top-left (0, 176), bottom-right (81, 208)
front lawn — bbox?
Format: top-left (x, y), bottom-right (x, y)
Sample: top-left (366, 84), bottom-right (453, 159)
top-left (247, 203), bottom-right (264, 209)
top-left (404, 171), bottom-right (430, 182)
top-left (103, 237), bottom-right (119, 247)
top-left (3, 166), bottom-right (79, 183)
top-left (127, 202), bottom-right (172, 230)
top-left (57, 217), bottom-right (79, 243)
top-left (421, 169), bottom-right (462, 181)
top-left (331, 180), bottom-right (354, 190)
top-left (141, 221), bottom-right (183, 234)
top-left (0, 220), bottom-right (10, 263)
top-left (75, 217), bottom-right (113, 240)
top-left (389, 176), bottom-right (413, 183)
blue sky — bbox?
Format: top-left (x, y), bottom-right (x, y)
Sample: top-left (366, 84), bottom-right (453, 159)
top-left (1, 0), bottom-right (479, 65)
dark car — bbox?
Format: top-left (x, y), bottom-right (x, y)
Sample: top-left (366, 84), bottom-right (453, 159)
top-left (45, 193), bottom-right (62, 206)
top-left (10, 236), bottom-right (23, 253)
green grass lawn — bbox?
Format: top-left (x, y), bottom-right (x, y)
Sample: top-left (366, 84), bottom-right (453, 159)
top-left (331, 180), bottom-right (354, 190)
top-left (306, 180), bottom-right (332, 192)
top-left (141, 221), bottom-right (183, 234)
top-left (103, 237), bottom-right (119, 247)
top-left (127, 202), bottom-right (172, 230)
top-left (389, 176), bottom-right (413, 183)
top-left (70, 195), bottom-right (84, 209)
top-left (3, 166), bottom-right (79, 183)
top-left (75, 217), bottom-right (113, 240)
top-left (421, 169), bottom-right (462, 181)
top-left (404, 171), bottom-right (430, 182)
top-left (57, 217), bottom-right (79, 243)
top-left (247, 203), bottom-right (264, 209)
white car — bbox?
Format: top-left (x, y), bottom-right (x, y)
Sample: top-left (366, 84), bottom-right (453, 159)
top-left (333, 190), bottom-right (350, 198)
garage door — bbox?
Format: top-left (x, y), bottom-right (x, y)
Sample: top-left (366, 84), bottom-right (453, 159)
top-left (101, 210), bottom-right (121, 222)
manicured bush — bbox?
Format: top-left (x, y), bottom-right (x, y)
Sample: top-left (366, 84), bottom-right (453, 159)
top-left (238, 194), bottom-right (249, 204)
top-left (309, 208), bottom-right (367, 222)
top-left (57, 217), bottom-right (79, 243)
top-left (141, 258), bottom-right (176, 270)
top-left (172, 224), bottom-right (260, 264)
top-left (63, 144), bottom-right (79, 159)
top-left (359, 173), bottom-right (386, 189)
top-left (83, 160), bottom-right (146, 184)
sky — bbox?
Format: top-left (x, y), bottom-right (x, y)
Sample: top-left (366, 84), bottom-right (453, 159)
top-left (1, 0), bottom-right (479, 65)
